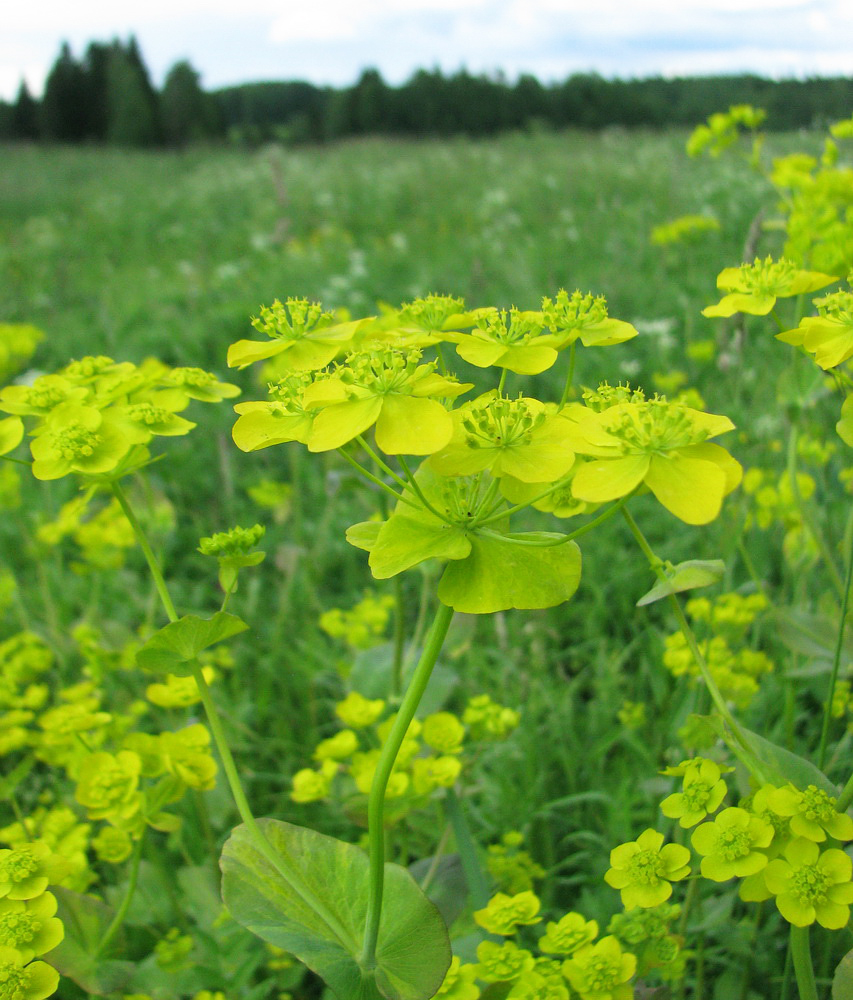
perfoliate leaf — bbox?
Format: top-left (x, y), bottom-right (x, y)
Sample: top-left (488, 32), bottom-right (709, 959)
top-left (221, 819), bottom-right (450, 1000)
top-left (48, 887), bottom-right (136, 994)
top-left (832, 950), bottom-right (853, 1000)
top-left (136, 612), bottom-right (248, 675)
top-left (720, 723), bottom-right (836, 795)
top-left (368, 516), bottom-right (470, 579)
top-left (438, 533), bottom-right (581, 613)
top-left (636, 559), bottom-right (725, 606)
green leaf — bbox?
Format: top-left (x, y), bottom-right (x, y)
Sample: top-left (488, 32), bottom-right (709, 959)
top-left (47, 887), bottom-right (135, 995)
top-left (408, 855), bottom-right (468, 930)
top-left (369, 514), bottom-right (470, 579)
top-left (726, 725), bottom-right (836, 795)
top-left (774, 608), bottom-right (853, 661)
top-left (0, 754), bottom-right (34, 799)
top-left (832, 949), bottom-right (853, 1000)
top-left (479, 985), bottom-right (514, 1000)
top-left (636, 559), bottom-right (725, 606)
top-left (221, 819), bottom-right (450, 1000)
top-left (136, 611), bottom-right (248, 675)
top-left (437, 533), bottom-right (581, 613)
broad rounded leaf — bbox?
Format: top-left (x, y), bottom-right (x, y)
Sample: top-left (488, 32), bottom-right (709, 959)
top-left (136, 612), bottom-right (248, 675)
top-left (221, 819), bottom-right (450, 1000)
top-left (438, 533), bottom-right (581, 613)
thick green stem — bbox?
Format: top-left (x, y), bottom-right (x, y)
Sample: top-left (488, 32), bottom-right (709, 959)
top-left (622, 508), bottom-right (770, 785)
top-left (361, 601), bottom-right (455, 970)
top-left (789, 925), bottom-right (819, 1000)
top-left (95, 831), bottom-right (145, 957)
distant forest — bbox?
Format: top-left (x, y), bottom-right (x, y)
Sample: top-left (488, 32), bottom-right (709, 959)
top-left (2, 36), bottom-right (853, 147)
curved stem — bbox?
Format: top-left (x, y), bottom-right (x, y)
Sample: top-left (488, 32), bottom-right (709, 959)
top-left (361, 600), bottom-right (454, 970)
top-left (112, 482), bottom-right (260, 840)
top-left (789, 925), bottom-right (818, 1000)
top-left (95, 831), bottom-right (145, 957)
top-left (336, 447), bottom-right (408, 507)
top-left (818, 523), bottom-right (853, 770)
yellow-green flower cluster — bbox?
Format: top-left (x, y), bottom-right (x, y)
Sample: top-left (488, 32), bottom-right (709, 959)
top-left (486, 831), bottom-right (546, 894)
top-left (666, 633), bottom-right (773, 708)
top-left (650, 214), bottom-right (720, 247)
top-left (0, 355), bottom-right (238, 481)
top-left (0, 839), bottom-right (65, 1000)
top-left (319, 591), bottom-right (396, 650)
top-left (686, 104), bottom-right (765, 160)
top-left (629, 758), bottom-right (853, 930)
top-left (36, 496), bottom-right (136, 573)
top-left (0, 323), bottom-right (43, 385)
top-left (290, 692), bottom-right (519, 811)
top-left (607, 903), bottom-right (685, 981)
top-left (434, 883), bottom-right (644, 1000)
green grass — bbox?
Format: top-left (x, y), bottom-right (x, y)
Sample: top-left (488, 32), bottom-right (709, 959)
top-left (1, 127), bottom-right (850, 999)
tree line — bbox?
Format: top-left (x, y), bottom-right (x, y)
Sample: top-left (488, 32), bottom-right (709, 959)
top-left (3, 36), bottom-right (853, 147)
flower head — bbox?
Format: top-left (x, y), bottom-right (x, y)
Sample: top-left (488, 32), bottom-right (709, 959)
top-left (538, 912), bottom-right (598, 956)
top-left (690, 806), bottom-right (774, 881)
top-left (474, 891), bottom-right (541, 935)
top-left (0, 946), bottom-right (59, 1000)
top-left (561, 935), bottom-right (636, 1000)
top-left (702, 257), bottom-right (836, 318)
top-left (660, 758), bottom-right (728, 828)
top-left (605, 829), bottom-right (691, 908)
top-left (764, 838), bottom-right (853, 928)
top-left (565, 388), bottom-right (742, 524)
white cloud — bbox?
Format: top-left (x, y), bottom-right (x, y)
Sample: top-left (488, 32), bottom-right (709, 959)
top-left (1, 0), bottom-right (851, 100)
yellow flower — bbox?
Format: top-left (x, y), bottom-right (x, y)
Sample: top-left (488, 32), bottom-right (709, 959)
top-left (690, 807), bottom-right (773, 881)
top-left (764, 838), bottom-right (853, 928)
top-left (565, 390), bottom-right (741, 524)
top-left (702, 257), bottom-right (835, 318)
top-left (334, 692), bottom-right (385, 729)
top-left (604, 829), bottom-right (691, 908)
top-left (474, 891), bottom-right (541, 935)
top-left (74, 751), bottom-right (142, 823)
top-left (561, 936), bottom-right (636, 1000)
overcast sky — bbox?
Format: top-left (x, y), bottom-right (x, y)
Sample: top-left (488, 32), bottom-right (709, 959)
top-left (2, 0), bottom-right (851, 101)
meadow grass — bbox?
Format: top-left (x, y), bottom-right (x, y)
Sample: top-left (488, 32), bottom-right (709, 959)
top-left (1, 126), bottom-right (848, 998)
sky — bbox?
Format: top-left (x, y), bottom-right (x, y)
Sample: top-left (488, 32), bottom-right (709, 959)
top-left (2, 0), bottom-right (852, 102)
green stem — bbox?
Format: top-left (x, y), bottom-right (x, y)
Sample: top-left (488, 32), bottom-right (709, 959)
top-left (115, 478), bottom-right (354, 948)
top-left (836, 769), bottom-right (853, 813)
top-left (95, 831), bottom-right (145, 957)
top-left (818, 523), bottom-right (853, 770)
top-left (622, 507), bottom-right (770, 785)
top-left (786, 424), bottom-right (845, 601)
top-left (789, 925), bottom-right (819, 1000)
top-left (398, 455), bottom-right (447, 522)
top-left (115, 481), bottom-right (254, 822)
top-left (444, 787), bottom-right (490, 908)
top-left (337, 448), bottom-right (407, 507)
top-left (559, 341), bottom-right (577, 408)
top-left (391, 575), bottom-right (406, 698)
top-left (361, 601), bottom-right (455, 970)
